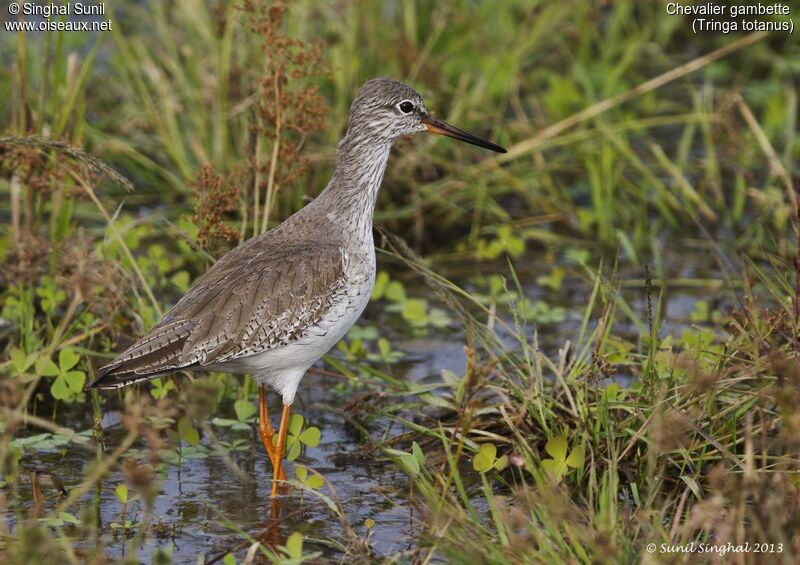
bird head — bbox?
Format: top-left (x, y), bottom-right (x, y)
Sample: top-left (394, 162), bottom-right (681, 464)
top-left (346, 78), bottom-right (506, 153)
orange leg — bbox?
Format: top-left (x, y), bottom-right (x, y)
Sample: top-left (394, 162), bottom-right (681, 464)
top-left (258, 385), bottom-right (285, 481)
top-left (271, 403), bottom-right (292, 497)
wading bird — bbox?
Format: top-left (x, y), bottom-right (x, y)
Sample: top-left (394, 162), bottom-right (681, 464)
top-left (88, 78), bottom-right (506, 496)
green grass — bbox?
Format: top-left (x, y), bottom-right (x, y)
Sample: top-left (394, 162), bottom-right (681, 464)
top-left (360, 248), bottom-right (800, 563)
top-left (1, 0), bottom-right (799, 562)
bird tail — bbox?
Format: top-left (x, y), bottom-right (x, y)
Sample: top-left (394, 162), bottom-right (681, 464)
top-left (86, 321), bottom-right (197, 390)
top-left (86, 363), bottom-right (172, 390)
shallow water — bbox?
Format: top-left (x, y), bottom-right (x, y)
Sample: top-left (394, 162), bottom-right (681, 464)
top-left (6, 256), bottom-right (730, 562)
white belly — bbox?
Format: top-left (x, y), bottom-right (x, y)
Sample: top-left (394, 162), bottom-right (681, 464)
top-left (217, 261), bottom-right (375, 404)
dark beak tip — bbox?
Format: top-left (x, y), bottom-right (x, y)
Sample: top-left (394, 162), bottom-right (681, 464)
top-left (424, 117), bottom-right (506, 154)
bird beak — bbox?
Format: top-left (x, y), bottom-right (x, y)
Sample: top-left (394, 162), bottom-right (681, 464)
top-left (422, 114), bottom-right (507, 153)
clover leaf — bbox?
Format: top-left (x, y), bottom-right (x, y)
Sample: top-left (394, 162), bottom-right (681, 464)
top-left (44, 348), bottom-right (85, 401)
top-left (38, 512), bottom-right (80, 527)
top-left (150, 377), bottom-right (176, 400)
top-left (472, 443), bottom-right (508, 473)
top-left (274, 413), bottom-right (321, 461)
top-left (234, 399), bottom-right (256, 422)
top-left (387, 442), bottom-right (425, 476)
top-left (36, 277), bottom-right (66, 315)
top-left (115, 483), bottom-right (128, 504)
top-left (541, 436), bottom-right (584, 480)
top-left (295, 465), bottom-right (324, 489)
top-left (282, 532), bottom-right (304, 562)
top-left (177, 416), bottom-right (200, 446)
top-left (10, 348), bottom-right (39, 383)
top-left (210, 398), bottom-right (255, 432)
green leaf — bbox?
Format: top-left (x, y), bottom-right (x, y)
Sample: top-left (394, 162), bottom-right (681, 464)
top-left (285, 532), bottom-right (303, 561)
top-left (58, 348), bottom-right (80, 372)
top-left (347, 325), bottom-right (378, 341)
top-left (222, 553), bottom-right (237, 565)
top-left (286, 441), bottom-right (302, 461)
top-left (603, 383), bottom-right (620, 402)
top-left (288, 413), bottom-right (304, 436)
top-left (371, 271), bottom-right (390, 299)
top-left (211, 418), bottom-right (239, 427)
top-left (296, 465), bottom-right (324, 489)
top-left (473, 452), bottom-right (491, 472)
top-left (305, 472), bottom-right (324, 489)
top-left (385, 280), bottom-right (406, 302)
top-left (150, 378), bottom-right (175, 399)
top-left (36, 356), bottom-right (60, 377)
top-left (170, 270), bottom-right (191, 292)
top-left (50, 376), bottom-right (70, 400)
top-left (351, 338), bottom-right (363, 352)
top-left (565, 444), bottom-right (585, 469)
top-left (178, 417), bottom-right (200, 446)
top-left (402, 299), bottom-right (428, 322)
top-left (10, 348), bottom-right (35, 374)
top-left (39, 516), bottom-right (64, 527)
top-left (18, 371), bottom-right (40, 384)
top-left (387, 449), bottom-right (420, 475)
top-left (541, 459), bottom-right (565, 479)
top-left (479, 443), bottom-right (497, 461)
top-left (473, 443), bottom-right (497, 473)
top-left (234, 399), bottom-right (256, 422)
top-left (428, 307), bottom-right (451, 328)
top-left (411, 441), bottom-right (425, 466)
top-left (9, 348), bottom-right (24, 372)
top-left (115, 483), bottom-right (128, 503)
top-left (401, 452), bottom-right (420, 475)
top-left (493, 454), bottom-right (509, 471)
top-left (64, 370), bottom-right (85, 393)
top-left (536, 266), bottom-right (565, 291)
top-left (544, 436), bottom-right (568, 462)
top-left (58, 512), bottom-right (80, 525)
top-left (690, 300), bottom-right (709, 322)
top-left (299, 426), bottom-right (320, 447)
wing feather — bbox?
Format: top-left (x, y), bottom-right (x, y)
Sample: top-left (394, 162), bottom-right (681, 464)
top-left (88, 242), bottom-right (349, 389)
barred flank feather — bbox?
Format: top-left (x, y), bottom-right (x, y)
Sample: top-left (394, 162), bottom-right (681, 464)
top-left (86, 243), bottom-right (349, 390)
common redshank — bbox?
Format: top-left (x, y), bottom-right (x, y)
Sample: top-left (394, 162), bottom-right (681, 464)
top-left (88, 78), bottom-right (506, 496)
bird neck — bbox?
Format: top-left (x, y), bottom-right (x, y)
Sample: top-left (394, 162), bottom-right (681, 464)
top-left (316, 132), bottom-right (392, 240)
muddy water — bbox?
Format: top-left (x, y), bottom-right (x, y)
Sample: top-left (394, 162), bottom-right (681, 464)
top-left (7, 259), bottom-right (729, 562)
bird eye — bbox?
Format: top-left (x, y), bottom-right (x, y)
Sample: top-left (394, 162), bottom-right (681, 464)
top-left (398, 100), bottom-right (415, 114)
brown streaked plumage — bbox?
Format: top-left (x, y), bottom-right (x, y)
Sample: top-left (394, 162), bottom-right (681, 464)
top-left (90, 242), bottom-right (350, 389)
top-left (89, 78), bottom-right (506, 496)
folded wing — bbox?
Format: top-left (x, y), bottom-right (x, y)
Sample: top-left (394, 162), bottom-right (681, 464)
top-left (88, 243), bottom-right (348, 389)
